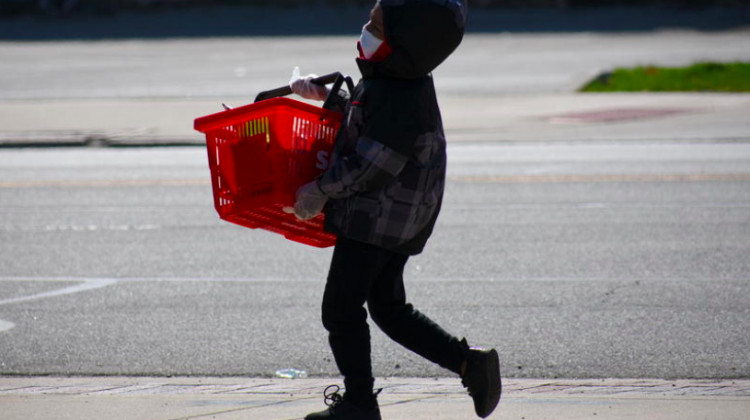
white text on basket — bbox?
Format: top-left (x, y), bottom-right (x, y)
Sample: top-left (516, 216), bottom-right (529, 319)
top-left (316, 150), bottom-right (330, 170)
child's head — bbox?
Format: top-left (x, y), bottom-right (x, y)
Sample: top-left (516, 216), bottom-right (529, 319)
top-left (358, 0), bottom-right (467, 79)
top-left (364, 2), bottom-right (385, 41)
top-left (358, 2), bottom-right (391, 61)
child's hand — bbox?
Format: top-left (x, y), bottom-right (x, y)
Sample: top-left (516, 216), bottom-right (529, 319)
top-left (283, 180), bottom-right (328, 220)
top-left (289, 67), bottom-right (329, 101)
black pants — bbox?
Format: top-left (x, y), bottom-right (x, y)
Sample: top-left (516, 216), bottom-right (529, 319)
top-left (322, 236), bottom-right (467, 401)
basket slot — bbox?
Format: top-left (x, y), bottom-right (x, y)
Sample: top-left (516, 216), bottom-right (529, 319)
top-left (215, 118), bottom-right (274, 200)
top-left (225, 204), bottom-right (335, 246)
top-left (286, 116), bottom-right (339, 187)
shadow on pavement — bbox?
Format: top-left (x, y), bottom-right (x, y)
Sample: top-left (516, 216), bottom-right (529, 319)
top-left (0, 5), bottom-right (748, 41)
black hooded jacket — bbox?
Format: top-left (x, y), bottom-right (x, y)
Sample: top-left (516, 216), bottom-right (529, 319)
top-left (317, 0), bottom-right (467, 255)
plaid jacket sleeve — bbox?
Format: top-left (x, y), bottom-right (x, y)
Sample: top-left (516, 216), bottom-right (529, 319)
top-left (317, 136), bottom-right (409, 199)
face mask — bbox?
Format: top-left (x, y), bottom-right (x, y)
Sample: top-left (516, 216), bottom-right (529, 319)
top-left (357, 26), bottom-right (392, 61)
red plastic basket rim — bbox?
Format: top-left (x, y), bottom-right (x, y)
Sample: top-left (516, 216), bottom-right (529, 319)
top-left (194, 97), bottom-right (341, 134)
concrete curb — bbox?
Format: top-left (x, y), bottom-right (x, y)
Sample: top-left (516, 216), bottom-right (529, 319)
top-left (2, 93), bottom-right (749, 148)
top-left (2, 376), bottom-right (750, 397)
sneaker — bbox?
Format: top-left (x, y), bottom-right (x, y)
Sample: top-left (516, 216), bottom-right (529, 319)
top-left (305, 385), bottom-right (382, 420)
top-left (461, 345), bottom-right (502, 418)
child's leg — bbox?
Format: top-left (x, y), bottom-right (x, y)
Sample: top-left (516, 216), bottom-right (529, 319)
top-left (321, 236), bottom-right (392, 404)
top-left (367, 255), bottom-right (502, 418)
top-left (367, 253), bottom-right (467, 375)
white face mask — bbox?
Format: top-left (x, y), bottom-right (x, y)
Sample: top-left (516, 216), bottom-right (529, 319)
top-left (358, 26), bottom-right (384, 60)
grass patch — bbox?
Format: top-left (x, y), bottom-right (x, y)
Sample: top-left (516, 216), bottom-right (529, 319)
top-left (581, 62), bottom-right (750, 93)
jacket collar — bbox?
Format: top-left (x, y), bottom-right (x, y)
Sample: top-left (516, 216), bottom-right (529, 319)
top-left (356, 57), bottom-right (378, 79)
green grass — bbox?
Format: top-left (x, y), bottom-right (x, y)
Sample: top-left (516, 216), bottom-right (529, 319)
top-left (580, 62), bottom-right (750, 93)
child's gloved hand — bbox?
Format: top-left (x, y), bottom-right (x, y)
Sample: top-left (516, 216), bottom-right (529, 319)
top-left (289, 67), bottom-right (329, 101)
top-left (283, 180), bottom-right (328, 221)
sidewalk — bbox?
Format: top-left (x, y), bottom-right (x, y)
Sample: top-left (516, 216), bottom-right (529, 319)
top-left (1, 93), bottom-right (749, 147)
top-left (2, 376), bottom-right (749, 420)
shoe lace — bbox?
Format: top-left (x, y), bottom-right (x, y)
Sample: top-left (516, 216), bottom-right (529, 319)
top-left (461, 378), bottom-right (472, 395)
top-left (461, 374), bottom-right (479, 398)
top-left (323, 384), bottom-right (344, 408)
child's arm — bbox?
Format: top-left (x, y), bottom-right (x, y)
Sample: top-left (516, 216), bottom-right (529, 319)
top-left (289, 68), bottom-right (350, 112)
top-left (317, 136), bottom-right (409, 200)
top-left (316, 79), bottom-right (427, 199)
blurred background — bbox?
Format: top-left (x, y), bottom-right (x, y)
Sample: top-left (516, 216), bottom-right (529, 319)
top-left (1, 0), bottom-right (747, 14)
top-left (1, 0), bottom-right (748, 40)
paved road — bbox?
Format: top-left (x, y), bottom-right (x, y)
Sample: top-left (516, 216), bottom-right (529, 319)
top-left (2, 31), bottom-right (750, 100)
top-left (1, 142), bottom-right (748, 378)
top-left (0, 29), bottom-right (749, 379)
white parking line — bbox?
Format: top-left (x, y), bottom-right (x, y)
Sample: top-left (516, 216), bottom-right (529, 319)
top-left (0, 277), bottom-right (118, 307)
top-left (0, 319), bottom-right (15, 333)
top-left (0, 277), bottom-right (118, 333)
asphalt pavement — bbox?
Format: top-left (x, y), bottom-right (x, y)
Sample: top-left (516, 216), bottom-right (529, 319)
top-left (1, 93), bottom-right (749, 147)
top-left (2, 30), bottom-right (749, 147)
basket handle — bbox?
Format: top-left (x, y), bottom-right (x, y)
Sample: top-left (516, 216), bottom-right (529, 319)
top-left (253, 72), bottom-right (354, 106)
top-left (321, 73), bottom-right (355, 111)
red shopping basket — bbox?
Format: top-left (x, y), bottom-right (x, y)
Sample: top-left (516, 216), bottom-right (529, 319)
top-left (194, 74), bottom-right (351, 247)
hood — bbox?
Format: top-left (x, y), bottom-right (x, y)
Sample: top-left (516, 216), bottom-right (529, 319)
top-left (358, 0), bottom-right (467, 80)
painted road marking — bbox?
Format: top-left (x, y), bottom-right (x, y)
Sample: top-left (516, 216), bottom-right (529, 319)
top-left (546, 107), bottom-right (692, 124)
top-left (0, 173), bottom-right (749, 189)
top-left (449, 173), bottom-right (750, 183)
top-left (0, 277), bottom-right (118, 307)
top-left (0, 319), bottom-right (15, 333)
top-left (0, 179), bottom-right (208, 188)
top-left (0, 278), bottom-right (118, 333)
top-left (0, 275), bottom-right (306, 331)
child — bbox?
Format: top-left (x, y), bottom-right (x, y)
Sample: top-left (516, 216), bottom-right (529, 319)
top-left (289, 1), bottom-right (501, 419)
